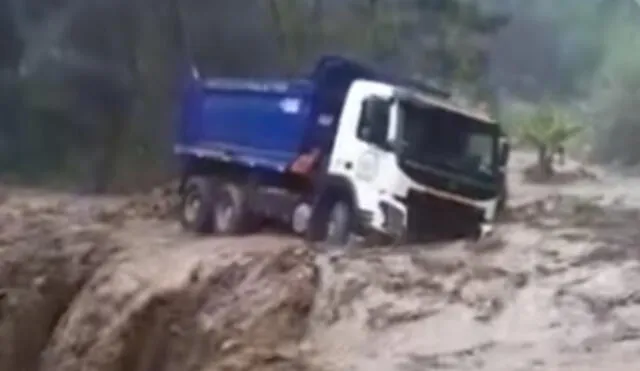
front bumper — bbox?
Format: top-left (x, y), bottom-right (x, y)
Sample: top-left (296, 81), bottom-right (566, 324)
top-left (361, 190), bottom-right (487, 243)
top-left (406, 190), bottom-right (486, 241)
top-left (355, 195), bottom-right (406, 240)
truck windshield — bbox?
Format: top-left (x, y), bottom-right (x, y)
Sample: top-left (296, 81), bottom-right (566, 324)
top-left (397, 99), bottom-right (499, 180)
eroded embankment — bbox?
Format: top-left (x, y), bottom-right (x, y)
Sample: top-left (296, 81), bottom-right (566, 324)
top-left (0, 197), bottom-right (318, 371)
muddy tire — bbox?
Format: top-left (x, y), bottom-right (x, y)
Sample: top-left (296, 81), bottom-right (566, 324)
top-left (326, 200), bottom-right (353, 246)
top-left (213, 183), bottom-right (254, 235)
top-left (307, 195), bottom-right (353, 249)
top-left (180, 176), bottom-right (215, 234)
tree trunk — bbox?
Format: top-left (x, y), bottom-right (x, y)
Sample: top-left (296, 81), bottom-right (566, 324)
top-left (267, 0), bottom-right (294, 70)
top-left (91, 113), bottom-right (125, 194)
top-left (537, 145), bottom-right (554, 179)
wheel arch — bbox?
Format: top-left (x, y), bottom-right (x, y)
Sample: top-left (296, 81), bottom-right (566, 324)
top-left (315, 174), bottom-right (359, 209)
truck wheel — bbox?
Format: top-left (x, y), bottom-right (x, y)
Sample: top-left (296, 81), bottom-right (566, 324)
top-left (180, 176), bottom-right (215, 234)
top-left (307, 196), bottom-right (353, 248)
top-left (325, 200), bottom-right (353, 246)
top-left (213, 183), bottom-right (253, 235)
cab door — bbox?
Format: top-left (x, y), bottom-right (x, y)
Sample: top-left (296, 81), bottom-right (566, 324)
top-left (326, 82), bottom-right (396, 227)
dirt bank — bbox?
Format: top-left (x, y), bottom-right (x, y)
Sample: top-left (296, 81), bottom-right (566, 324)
top-left (0, 198), bottom-right (318, 371)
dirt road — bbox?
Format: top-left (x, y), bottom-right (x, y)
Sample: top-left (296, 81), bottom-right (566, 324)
top-left (2, 151), bottom-right (640, 371)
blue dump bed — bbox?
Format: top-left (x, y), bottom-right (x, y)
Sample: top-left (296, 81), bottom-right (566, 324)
top-left (174, 55), bottom-right (450, 173)
top-left (175, 56), bottom-right (378, 173)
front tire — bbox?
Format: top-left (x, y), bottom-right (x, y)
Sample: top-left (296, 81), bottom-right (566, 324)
top-left (326, 200), bottom-right (352, 246)
top-left (307, 195), bottom-right (354, 249)
top-left (180, 176), bottom-right (215, 234)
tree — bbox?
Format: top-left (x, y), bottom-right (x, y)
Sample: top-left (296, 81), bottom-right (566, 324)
top-left (266, 0), bottom-right (308, 71)
top-left (412, 0), bottom-right (509, 90)
top-left (1, 0), bottom-right (511, 190)
top-left (519, 104), bottom-right (581, 179)
top-left (488, 0), bottom-right (616, 101)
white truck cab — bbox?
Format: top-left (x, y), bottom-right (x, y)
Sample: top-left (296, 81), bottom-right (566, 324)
top-left (327, 80), bottom-right (507, 242)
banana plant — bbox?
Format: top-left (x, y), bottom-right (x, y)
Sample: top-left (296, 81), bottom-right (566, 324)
top-left (519, 104), bottom-right (581, 178)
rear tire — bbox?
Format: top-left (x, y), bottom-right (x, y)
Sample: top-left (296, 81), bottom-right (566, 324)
top-left (213, 182), bottom-right (255, 235)
top-left (180, 176), bottom-right (215, 234)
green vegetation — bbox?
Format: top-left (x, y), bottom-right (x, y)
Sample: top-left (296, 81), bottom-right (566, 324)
top-left (518, 104), bottom-right (581, 178)
top-left (0, 0), bottom-right (639, 190)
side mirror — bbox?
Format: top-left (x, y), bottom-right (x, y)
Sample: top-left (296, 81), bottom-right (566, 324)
top-left (387, 100), bottom-right (400, 145)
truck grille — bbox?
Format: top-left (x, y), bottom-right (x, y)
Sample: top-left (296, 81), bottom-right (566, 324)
top-left (403, 190), bottom-right (484, 242)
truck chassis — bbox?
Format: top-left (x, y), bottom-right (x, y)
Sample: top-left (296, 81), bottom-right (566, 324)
top-left (177, 157), bottom-right (496, 247)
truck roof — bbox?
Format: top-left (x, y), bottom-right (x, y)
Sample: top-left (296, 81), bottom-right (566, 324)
top-left (309, 56), bottom-right (496, 124)
top-left (394, 86), bottom-right (497, 124)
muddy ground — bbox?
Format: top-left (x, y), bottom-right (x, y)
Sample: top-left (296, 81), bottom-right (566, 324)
top-left (2, 151), bottom-right (640, 371)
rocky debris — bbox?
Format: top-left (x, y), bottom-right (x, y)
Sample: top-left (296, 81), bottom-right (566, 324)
top-left (119, 181), bottom-right (180, 220)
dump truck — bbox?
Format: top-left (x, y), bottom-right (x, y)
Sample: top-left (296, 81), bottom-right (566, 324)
top-left (174, 56), bottom-right (510, 247)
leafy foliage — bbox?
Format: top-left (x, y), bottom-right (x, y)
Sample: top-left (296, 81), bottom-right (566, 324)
top-left (520, 105), bottom-right (581, 150)
top-left (0, 0), bottom-right (510, 191)
top-left (3, 0), bottom-right (639, 191)
top-left (519, 104), bottom-right (581, 177)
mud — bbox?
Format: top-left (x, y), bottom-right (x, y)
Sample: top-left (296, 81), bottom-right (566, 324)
top-left (0, 196), bottom-right (317, 371)
top-left (305, 196), bottom-right (640, 371)
top-left (2, 151), bottom-right (640, 371)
